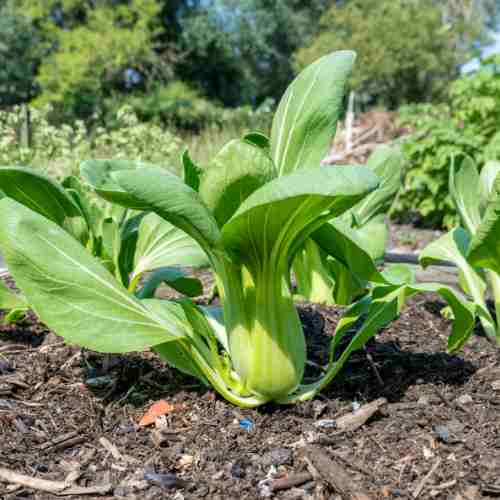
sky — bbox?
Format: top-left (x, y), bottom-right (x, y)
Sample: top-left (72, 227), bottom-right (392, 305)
top-left (461, 29), bottom-right (500, 72)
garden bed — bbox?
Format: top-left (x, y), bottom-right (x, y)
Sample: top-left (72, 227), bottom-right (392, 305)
top-left (1, 270), bottom-right (500, 500)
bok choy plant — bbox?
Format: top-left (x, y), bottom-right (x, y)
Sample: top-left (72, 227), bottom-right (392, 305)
top-left (0, 165), bottom-right (207, 319)
top-left (293, 144), bottom-right (404, 305)
top-left (420, 159), bottom-right (500, 346)
top-left (0, 51), bottom-right (476, 407)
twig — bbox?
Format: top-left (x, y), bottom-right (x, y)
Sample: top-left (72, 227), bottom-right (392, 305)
top-left (336, 398), bottom-right (387, 433)
top-left (269, 472), bottom-right (313, 492)
top-left (0, 466), bottom-right (112, 496)
top-left (412, 458), bottom-right (441, 499)
top-left (364, 348), bottom-right (384, 387)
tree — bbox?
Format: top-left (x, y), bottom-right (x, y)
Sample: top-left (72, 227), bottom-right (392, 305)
top-left (16, 0), bottom-right (168, 120)
top-left (176, 0), bottom-right (330, 106)
top-left (0, 2), bottom-right (42, 106)
top-left (295, 0), bottom-right (486, 108)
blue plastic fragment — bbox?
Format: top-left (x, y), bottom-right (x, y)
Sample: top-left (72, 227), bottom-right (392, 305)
top-left (239, 418), bottom-right (254, 431)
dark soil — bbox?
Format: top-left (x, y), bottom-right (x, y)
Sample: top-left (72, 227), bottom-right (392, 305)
top-left (1, 273), bottom-right (500, 500)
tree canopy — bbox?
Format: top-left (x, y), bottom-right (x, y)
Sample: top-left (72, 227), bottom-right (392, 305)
top-left (295, 0), bottom-right (491, 108)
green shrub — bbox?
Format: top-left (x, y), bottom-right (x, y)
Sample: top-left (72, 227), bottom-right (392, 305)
top-left (393, 58), bottom-right (500, 228)
top-left (0, 105), bottom-right (183, 178)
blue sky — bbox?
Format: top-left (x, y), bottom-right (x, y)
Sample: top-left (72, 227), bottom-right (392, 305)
top-left (462, 29), bottom-right (500, 72)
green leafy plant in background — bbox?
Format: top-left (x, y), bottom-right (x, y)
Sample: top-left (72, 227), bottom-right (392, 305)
top-left (420, 159), bottom-right (500, 346)
top-left (0, 51), bottom-right (476, 407)
top-left (293, 144), bottom-right (404, 305)
top-left (394, 56), bottom-right (500, 229)
top-left (0, 105), bottom-right (183, 178)
top-left (0, 164), bottom-right (207, 322)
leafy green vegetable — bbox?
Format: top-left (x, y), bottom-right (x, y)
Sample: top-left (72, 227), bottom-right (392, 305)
top-left (0, 51), bottom-right (476, 409)
top-left (421, 158), bottom-right (500, 345)
top-left (293, 145), bottom-right (404, 305)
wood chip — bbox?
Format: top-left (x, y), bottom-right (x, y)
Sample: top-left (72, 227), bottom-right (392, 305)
top-left (269, 472), bottom-right (313, 492)
top-left (0, 466), bottom-right (111, 496)
top-left (99, 436), bottom-right (122, 461)
top-left (304, 446), bottom-right (372, 499)
top-left (336, 398), bottom-right (387, 433)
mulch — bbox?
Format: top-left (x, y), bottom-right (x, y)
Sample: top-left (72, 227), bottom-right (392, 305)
top-left (1, 273), bottom-right (500, 499)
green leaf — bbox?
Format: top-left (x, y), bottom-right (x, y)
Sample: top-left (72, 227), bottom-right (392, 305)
top-left (468, 175), bottom-right (500, 275)
top-left (182, 149), bottom-right (202, 192)
top-left (4, 307), bottom-right (28, 324)
top-left (311, 220), bottom-right (386, 284)
top-left (0, 280), bottom-right (27, 310)
top-left (198, 140), bottom-right (277, 227)
top-left (138, 267), bottom-right (203, 299)
top-left (111, 167), bottom-right (221, 256)
top-left (0, 166), bottom-right (82, 226)
top-left (132, 213), bottom-right (208, 281)
top-left (243, 132), bottom-right (270, 150)
top-left (449, 156), bottom-right (481, 235)
top-left (420, 228), bottom-right (487, 298)
top-left (80, 159), bottom-right (159, 206)
top-left (351, 145), bottom-right (404, 225)
top-left (420, 228), bottom-right (495, 341)
top-left (0, 199), bottom-right (190, 353)
top-left (479, 161), bottom-right (500, 208)
top-left (271, 50), bottom-right (356, 176)
top-left (352, 214), bottom-right (388, 262)
top-left (293, 239), bottom-right (335, 304)
top-left (221, 166), bottom-right (378, 263)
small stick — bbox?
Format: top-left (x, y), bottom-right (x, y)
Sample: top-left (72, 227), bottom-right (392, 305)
top-left (0, 466), bottom-right (112, 496)
top-left (269, 472), bottom-right (313, 492)
top-left (0, 467), bottom-right (69, 494)
top-left (364, 348), bottom-right (384, 387)
top-left (336, 398), bottom-right (387, 433)
top-left (39, 431), bottom-right (78, 450)
top-left (412, 458), bottom-right (441, 499)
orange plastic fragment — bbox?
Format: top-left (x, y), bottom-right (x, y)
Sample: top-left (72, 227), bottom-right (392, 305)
top-left (138, 400), bottom-right (185, 427)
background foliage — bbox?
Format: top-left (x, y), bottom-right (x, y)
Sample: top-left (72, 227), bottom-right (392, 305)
top-left (393, 56), bottom-right (500, 228)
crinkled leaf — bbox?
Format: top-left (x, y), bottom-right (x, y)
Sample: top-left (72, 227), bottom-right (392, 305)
top-left (271, 51), bottom-right (356, 176)
top-left (0, 199), bottom-right (190, 353)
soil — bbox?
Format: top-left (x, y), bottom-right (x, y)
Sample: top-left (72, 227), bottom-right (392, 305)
top-left (1, 262), bottom-right (500, 499)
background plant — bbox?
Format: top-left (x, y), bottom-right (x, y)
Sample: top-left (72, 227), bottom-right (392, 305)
top-left (393, 56), bottom-right (500, 228)
top-left (420, 159), bottom-right (500, 346)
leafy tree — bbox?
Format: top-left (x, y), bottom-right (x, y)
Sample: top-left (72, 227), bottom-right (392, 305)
top-left (0, 2), bottom-right (42, 105)
top-left (176, 0), bottom-right (330, 106)
top-left (17, 0), bottom-right (167, 121)
top-left (296, 0), bottom-right (486, 107)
